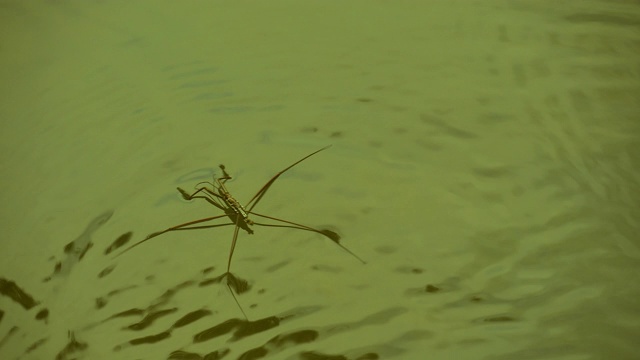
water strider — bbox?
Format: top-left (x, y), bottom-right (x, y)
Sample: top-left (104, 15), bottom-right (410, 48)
top-left (117, 145), bottom-right (365, 317)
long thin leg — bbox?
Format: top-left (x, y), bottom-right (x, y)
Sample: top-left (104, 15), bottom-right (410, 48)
top-left (147, 214), bottom-right (229, 237)
top-left (227, 218), bottom-right (242, 272)
top-left (251, 212), bottom-right (338, 240)
top-left (177, 187), bottom-right (226, 212)
top-left (162, 223), bottom-right (236, 231)
top-left (116, 214), bottom-right (230, 257)
top-left (224, 216), bottom-right (249, 319)
top-left (224, 272), bottom-right (248, 319)
top-left (250, 213), bottom-right (366, 264)
top-left (245, 146), bottom-right (331, 212)
top-left (227, 281), bottom-right (247, 319)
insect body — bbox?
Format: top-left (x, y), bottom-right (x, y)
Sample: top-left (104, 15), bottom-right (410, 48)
top-left (217, 165), bottom-right (254, 228)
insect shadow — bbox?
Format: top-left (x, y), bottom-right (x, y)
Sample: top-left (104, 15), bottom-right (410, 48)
top-left (117, 145), bottom-right (365, 318)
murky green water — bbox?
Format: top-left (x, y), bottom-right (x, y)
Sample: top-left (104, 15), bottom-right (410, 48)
top-left (1, 1), bottom-right (639, 359)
